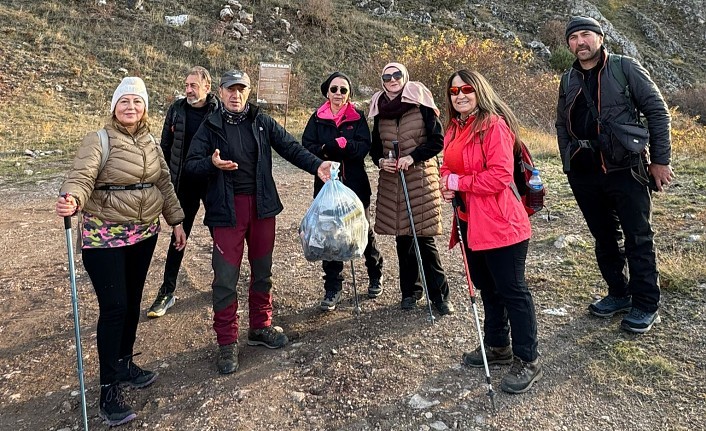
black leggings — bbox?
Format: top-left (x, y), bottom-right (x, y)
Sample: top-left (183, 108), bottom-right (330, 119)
top-left (82, 235), bottom-right (158, 384)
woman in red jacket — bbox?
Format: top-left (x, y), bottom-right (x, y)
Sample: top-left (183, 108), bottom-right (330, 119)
top-left (440, 69), bottom-right (542, 394)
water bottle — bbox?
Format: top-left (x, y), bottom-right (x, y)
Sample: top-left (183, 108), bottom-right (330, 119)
top-left (527, 169), bottom-right (544, 211)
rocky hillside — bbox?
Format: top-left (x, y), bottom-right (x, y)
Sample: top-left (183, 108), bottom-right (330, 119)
top-left (356, 0), bottom-right (706, 92)
top-left (0, 0), bottom-right (703, 151)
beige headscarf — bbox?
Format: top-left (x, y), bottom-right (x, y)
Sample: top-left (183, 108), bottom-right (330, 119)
top-left (368, 62), bottom-right (440, 118)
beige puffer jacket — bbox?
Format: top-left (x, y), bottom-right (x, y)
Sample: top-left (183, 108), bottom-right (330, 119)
top-left (60, 121), bottom-right (184, 226)
top-left (374, 107), bottom-right (443, 237)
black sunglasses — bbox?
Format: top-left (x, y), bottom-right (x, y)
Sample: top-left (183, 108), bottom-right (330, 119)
top-left (449, 84), bottom-right (475, 96)
top-left (381, 71), bottom-right (404, 82)
top-left (329, 86), bottom-right (349, 95)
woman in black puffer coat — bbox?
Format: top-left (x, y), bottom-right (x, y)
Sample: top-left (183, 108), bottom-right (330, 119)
top-left (302, 71), bottom-right (384, 311)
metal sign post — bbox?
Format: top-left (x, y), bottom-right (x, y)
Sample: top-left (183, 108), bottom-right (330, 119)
top-left (256, 63), bottom-right (292, 129)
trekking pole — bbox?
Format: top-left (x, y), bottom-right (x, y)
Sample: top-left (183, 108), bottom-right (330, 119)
top-left (350, 261), bottom-right (361, 316)
top-left (61, 198), bottom-right (89, 431)
top-left (392, 141), bottom-right (435, 324)
top-left (452, 195), bottom-right (496, 414)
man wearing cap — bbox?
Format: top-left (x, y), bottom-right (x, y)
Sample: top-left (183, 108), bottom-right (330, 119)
top-left (185, 69), bottom-right (332, 374)
top-left (556, 16), bottom-right (673, 333)
top-left (148, 66), bottom-right (220, 319)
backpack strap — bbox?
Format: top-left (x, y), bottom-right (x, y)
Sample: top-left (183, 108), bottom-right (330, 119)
top-left (609, 54), bottom-right (628, 90)
top-left (97, 128), bottom-right (110, 171)
top-left (561, 70), bottom-right (572, 96)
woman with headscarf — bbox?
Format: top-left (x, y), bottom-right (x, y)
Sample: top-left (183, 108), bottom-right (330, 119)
top-left (302, 71), bottom-right (384, 311)
top-left (368, 62), bottom-right (452, 316)
top-left (55, 77), bottom-right (186, 426)
top-left (439, 69), bottom-right (541, 394)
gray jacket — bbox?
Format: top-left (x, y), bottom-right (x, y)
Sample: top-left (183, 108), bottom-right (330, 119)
top-left (556, 48), bottom-right (671, 172)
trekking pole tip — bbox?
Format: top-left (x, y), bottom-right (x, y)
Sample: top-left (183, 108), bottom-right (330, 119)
top-left (488, 388), bottom-right (497, 415)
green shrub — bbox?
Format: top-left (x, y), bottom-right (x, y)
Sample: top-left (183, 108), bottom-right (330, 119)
top-left (550, 46), bottom-right (575, 72)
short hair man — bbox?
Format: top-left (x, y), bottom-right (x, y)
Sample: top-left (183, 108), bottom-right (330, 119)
top-left (556, 16), bottom-right (674, 333)
top-left (185, 69), bottom-right (332, 374)
top-left (148, 66), bottom-right (220, 318)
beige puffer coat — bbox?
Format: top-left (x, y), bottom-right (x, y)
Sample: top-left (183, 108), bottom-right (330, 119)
top-left (60, 121), bottom-right (184, 226)
top-left (374, 107), bottom-right (443, 236)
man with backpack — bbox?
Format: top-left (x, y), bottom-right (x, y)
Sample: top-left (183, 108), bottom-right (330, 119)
top-left (556, 16), bottom-right (673, 333)
top-left (147, 66), bottom-right (220, 318)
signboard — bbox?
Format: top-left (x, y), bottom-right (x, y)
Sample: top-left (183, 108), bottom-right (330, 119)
top-left (257, 62), bottom-right (291, 105)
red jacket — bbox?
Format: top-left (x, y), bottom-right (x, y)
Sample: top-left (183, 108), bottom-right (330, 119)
top-left (440, 115), bottom-right (531, 251)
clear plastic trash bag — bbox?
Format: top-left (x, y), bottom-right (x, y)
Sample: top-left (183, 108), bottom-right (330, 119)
top-left (299, 162), bottom-right (369, 262)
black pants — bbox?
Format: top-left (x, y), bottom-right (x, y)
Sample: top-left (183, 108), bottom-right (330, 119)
top-left (82, 235), bottom-right (158, 384)
top-left (159, 181), bottom-right (206, 295)
top-left (461, 221), bottom-right (537, 362)
top-left (322, 207), bottom-right (383, 291)
top-left (395, 235), bottom-right (449, 303)
top-left (568, 168), bottom-right (659, 312)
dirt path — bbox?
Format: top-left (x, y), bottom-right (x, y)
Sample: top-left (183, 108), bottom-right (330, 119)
top-left (0, 159), bottom-right (704, 431)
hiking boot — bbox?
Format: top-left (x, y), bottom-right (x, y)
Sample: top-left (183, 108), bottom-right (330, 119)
top-left (621, 308), bottom-right (661, 334)
top-left (588, 294), bottom-right (631, 318)
top-left (367, 276), bottom-right (383, 299)
top-left (147, 292), bottom-right (175, 318)
top-left (217, 343), bottom-right (239, 374)
top-left (247, 325), bottom-right (288, 349)
top-left (400, 296), bottom-right (417, 310)
top-left (320, 290), bottom-right (342, 311)
top-left (117, 355), bottom-right (157, 389)
top-left (433, 300), bottom-right (455, 316)
top-left (99, 383), bottom-right (136, 427)
top-left (500, 356), bottom-right (543, 394)
top-left (462, 345), bottom-right (513, 368)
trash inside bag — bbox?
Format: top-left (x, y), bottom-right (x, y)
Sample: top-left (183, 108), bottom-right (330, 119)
top-left (300, 163), bottom-right (369, 262)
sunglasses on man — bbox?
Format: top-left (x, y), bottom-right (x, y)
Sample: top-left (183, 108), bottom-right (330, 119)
top-left (381, 71), bottom-right (404, 83)
top-left (329, 86), bottom-right (349, 95)
top-left (449, 84), bottom-right (475, 96)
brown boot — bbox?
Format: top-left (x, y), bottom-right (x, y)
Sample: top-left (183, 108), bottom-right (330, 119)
top-left (461, 345), bottom-right (513, 368)
top-left (500, 356), bottom-right (543, 394)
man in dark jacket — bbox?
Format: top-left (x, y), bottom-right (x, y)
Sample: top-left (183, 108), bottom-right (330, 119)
top-left (148, 66), bottom-right (220, 318)
top-left (556, 16), bottom-right (674, 333)
top-left (185, 69), bottom-right (332, 374)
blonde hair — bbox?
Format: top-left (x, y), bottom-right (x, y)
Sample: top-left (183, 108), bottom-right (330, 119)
top-left (445, 69), bottom-right (522, 153)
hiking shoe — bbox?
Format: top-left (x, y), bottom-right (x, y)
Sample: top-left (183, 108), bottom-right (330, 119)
top-left (462, 345), bottom-right (513, 368)
top-left (99, 383), bottom-right (136, 427)
top-left (433, 301), bottom-right (455, 316)
top-left (217, 343), bottom-right (239, 374)
top-left (500, 356), bottom-right (543, 394)
top-left (400, 296), bottom-right (417, 310)
top-left (117, 355), bottom-right (157, 389)
top-left (247, 325), bottom-right (288, 349)
top-left (320, 290), bottom-right (342, 311)
top-left (588, 294), bottom-right (631, 317)
top-left (621, 308), bottom-right (661, 334)
top-left (147, 292), bottom-right (175, 318)
top-left (367, 276), bottom-right (383, 299)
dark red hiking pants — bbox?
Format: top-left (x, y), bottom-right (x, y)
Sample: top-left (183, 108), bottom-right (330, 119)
top-left (211, 195), bottom-right (275, 346)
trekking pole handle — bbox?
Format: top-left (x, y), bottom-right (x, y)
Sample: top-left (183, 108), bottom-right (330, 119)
top-left (392, 140), bottom-right (400, 158)
top-left (60, 192), bottom-right (73, 229)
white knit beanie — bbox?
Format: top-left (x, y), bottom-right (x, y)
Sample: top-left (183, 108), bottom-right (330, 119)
top-left (110, 77), bottom-right (149, 113)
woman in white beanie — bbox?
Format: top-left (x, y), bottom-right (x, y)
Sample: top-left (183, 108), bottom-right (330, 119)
top-left (55, 77), bottom-right (186, 426)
